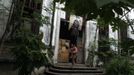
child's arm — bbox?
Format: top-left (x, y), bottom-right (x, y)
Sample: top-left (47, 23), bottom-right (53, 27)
top-left (73, 47), bottom-right (78, 53)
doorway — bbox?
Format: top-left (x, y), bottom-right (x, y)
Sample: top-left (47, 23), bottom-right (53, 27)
top-left (57, 19), bottom-right (84, 64)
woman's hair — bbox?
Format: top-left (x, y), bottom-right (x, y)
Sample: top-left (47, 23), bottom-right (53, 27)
top-left (72, 20), bottom-right (79, 28)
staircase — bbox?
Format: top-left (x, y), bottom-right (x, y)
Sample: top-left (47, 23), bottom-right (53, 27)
top-left (45, 63), bottom-right (104, 75)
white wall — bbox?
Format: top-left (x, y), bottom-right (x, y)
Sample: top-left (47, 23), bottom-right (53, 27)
top-left (53, 2), bottom-right (66, 63)
top-left (52, 3), bottom-right (66, 46)
top-left (40, 0), bottom-right (66, 63)
top-left (85, 20), bottom-right (98, 66)
top-left (40, 0), bottom-right (66, 47)
top-left (127, 9), bottom-right (134, 39)
top-left (40, 0), bottom-right (53, 45)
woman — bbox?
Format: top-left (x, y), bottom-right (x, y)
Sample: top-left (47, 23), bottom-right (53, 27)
top-left (69, 20), bottom-right (79, 46)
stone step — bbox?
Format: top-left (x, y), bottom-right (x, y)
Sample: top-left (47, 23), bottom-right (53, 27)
top-left (45, 63), bottom-right (104, 75)
top-left (52, 65), bottom-right (98, 70)
top-left (49, 67), bottom-right (103, 73)
top-left (45, 70), bottom-right (103, 75)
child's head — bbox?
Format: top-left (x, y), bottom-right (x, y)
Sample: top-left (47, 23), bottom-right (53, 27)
top-left (71, 44), bottom-right (75, 47)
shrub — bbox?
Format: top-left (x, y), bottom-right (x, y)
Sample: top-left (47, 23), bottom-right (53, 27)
top-left (11, 31), bottom-right (53, 75)
top-left (105, 57), bottom-right (134, 75)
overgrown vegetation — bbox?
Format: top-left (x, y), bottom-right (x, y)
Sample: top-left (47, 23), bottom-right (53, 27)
top-left (54, 0), bottom-right (134, 29)
top-left (11, 30), bottom-right (53, 75)
top-left (105, 56), bottom-right (134, 75)
top-left (1, 0), bottom-right (134, 75)
top-left (0, 0), bottom-right (53, 75)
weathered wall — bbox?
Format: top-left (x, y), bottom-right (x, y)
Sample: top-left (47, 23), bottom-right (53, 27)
top-left (0, 0), bottom-right (12, 39)
top-left (0, 1), bottom-right (17, 75)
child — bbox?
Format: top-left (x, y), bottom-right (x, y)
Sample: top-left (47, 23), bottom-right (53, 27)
top-left (70, 44), bottom-right (78, 65)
